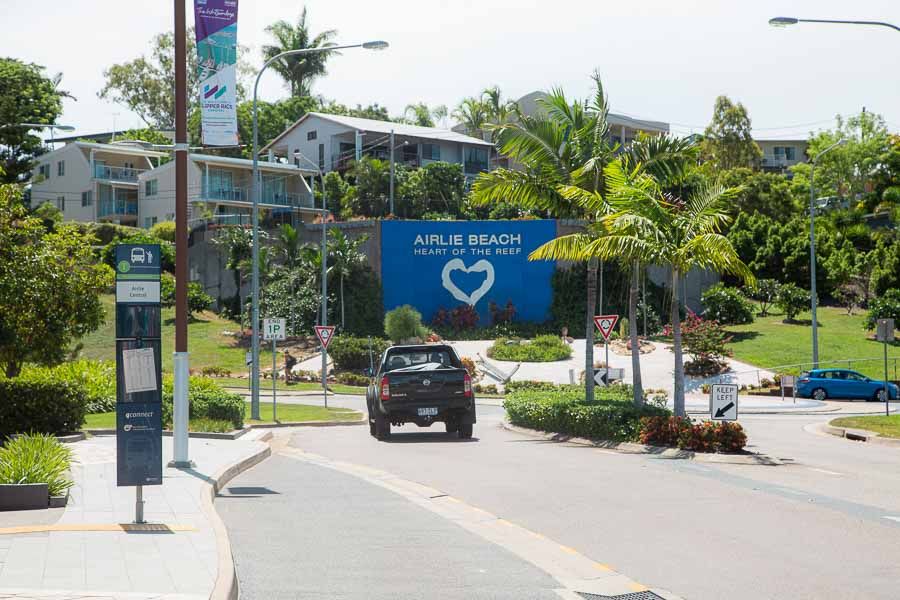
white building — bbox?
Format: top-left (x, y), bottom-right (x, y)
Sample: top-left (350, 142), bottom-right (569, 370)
top-left (756, 139), bottom-right (809, 173)
top-left (261, 112), bottom-right (495, 180)
top-left (137, 154), bottom-right (317, 229)
top-left (29, 141), bottom-right (168, 227)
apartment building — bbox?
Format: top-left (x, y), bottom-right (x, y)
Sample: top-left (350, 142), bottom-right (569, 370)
top-left (757, 139), bottom-right (809, 173)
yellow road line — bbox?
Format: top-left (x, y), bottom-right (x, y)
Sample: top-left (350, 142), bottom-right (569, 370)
top-left (0, 523), bottom-right (196, 535)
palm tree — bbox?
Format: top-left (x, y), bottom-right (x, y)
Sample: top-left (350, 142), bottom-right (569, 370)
top-left (404, 103), bottom-right (435, 127)
top-left (275, 224), bottom-right (303, 270)
top-left (211, 226), bottom-right (254, 321)
top-left (594, 162), bottom-right (754, 416)
top-left (452, 97), bottom-right (488, 139)
top-left (471, 72), bottom-right (616, 402)
top-left (261, 8), bottom-right (338, 96)
top-left (432, 105), bottom-right (449, 128)
top-left (481, 86), bottom-right (517, 130)
top-left (327, 229), bottom-right (369, 329)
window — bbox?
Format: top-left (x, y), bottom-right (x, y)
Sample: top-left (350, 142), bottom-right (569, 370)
top-left (57, 160), bottom-right (65, 176)
top-left (464, 147), bottom-right (489, 173)
top-left (785, 147), bottom-right (796, 161)
top-left (318, 143), bottom-right (325, 170)
top-left (81, 191), bottom-right (93, 207)
top-left (422, 144), bottom-right (441, 161)
top-left (144, 216), bottom-right (158, 229)
top-left (165, 213), bottom-right (175, 221)
top-left (38, 164), bottom-right (50, 179)
top-left (307, 130), bottom-right (317, 141)
top-left (145, 179), bottom-right (158, 196)
top-left (57, 196), bottom-right (65, 211)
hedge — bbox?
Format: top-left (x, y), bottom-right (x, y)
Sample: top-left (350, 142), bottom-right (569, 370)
top-left (0, 376), bottom-right (88, 438)
top-left (20, 360), bottom-right (115, 413)
top-left (162, 376), bottom-right (244, 430)
top-left (329, 336), bottom-right (390, 371)
top-left (487, 335), bottom-right (572, 362)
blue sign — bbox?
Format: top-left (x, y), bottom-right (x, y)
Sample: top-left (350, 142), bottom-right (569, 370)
top-left (115, 244), bottom-right (161, 278)
top-left (381, 220), bottom-right (557, 325)
top-left (116, 403), bottom-right (163, 486)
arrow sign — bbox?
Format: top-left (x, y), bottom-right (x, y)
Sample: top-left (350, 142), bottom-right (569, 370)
top-left (314, 325), bottom-right (336, 350)
top-left (593, 314), bottom-right (619, 342)
top-left (709, 383), bottom-right (739, 421)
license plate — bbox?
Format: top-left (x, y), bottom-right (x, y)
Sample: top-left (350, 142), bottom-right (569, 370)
top-left (417, 407), bottom-right (438, 416)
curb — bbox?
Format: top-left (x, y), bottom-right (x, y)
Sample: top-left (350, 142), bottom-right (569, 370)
top-left (204, 432), bottom-right (274, 600)
top-left (501, 422), bottom-right (783, 465)
top-left (821, 422), bottom-right (900, 448)
top-left (246, 420), bottom-right (365, 429)
top-left (84, 419), bottom-right (364, 439)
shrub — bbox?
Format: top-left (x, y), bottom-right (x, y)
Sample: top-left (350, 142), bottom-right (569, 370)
top-left (865, 289), bottom-right (900, 330)
top-left (187, 282), bottom-right (213, 317)
top-left (0, 433), bottom-right (74, 497)
top-left (701, 284), bottom-right (755, 325)
top-left (149, 220), bottom-right (176, 242)
top-left (189, 418), bottom-right (235, 433)
top-left (20, 360), bottom-right (115, 413)
top-left (504, 386), bottom-right (667, 442)
top-left (505, 380), bottom-right (560, 393)
top-left (487, 335), bottom-right (572, 362)
top-left (460, 356), bottom-right (477, 377)
top-left (335, 372), bottom-right (370, 387)
top-left (488, 301), bottom-right (516, 325)
top-left (200, 365), bottom-right (231, 378)
top-left (0, 376), bottom-right (88, 437)
top-left (432, 305), bottom-right (479, 331)
top-left (329, 336), bottom-right (390, 371)
top-left (750, 279), bottom-right (780, 316)
top-left (776, 283), bottom-right (811, 321)
top-left (672, 312), bottom-right (732, 376)
top-left (473, 383), bottom-right (497, 394)
top-left (638, 416), bottom-right (747, 452)
top-left (162, 376), bottom-right (244, 430)
top-left (385, 305), bottom-right (427, 342)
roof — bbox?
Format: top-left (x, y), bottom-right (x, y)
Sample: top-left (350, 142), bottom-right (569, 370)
top-left (53, 130), bottom-right (175, 144)
top-left (516, 91), bottom-right (669, 134)
top-left (754, 138), bottom-right (808, 143)
top-left (189, 153), bottom-right (317, 174)
top-left (73, 141), bottom-right (169, 158)
top-left (262, 111), bottom-right (493, 153)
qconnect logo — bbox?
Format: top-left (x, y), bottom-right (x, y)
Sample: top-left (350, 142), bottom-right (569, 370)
top-left (126, 411), bottom-right (154, 419)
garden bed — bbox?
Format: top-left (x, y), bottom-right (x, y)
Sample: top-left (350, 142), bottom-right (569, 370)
top-left (487, 335), bottom-right (572, 362)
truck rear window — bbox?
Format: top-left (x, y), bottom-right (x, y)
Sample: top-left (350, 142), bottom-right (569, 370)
top-left (384, 349), bottom-right (460, 372)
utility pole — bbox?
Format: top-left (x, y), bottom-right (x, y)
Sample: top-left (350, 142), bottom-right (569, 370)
top-left (389, 129), bottom-right (395, 216)
top-left (171, 0), bottom-right (190, 467)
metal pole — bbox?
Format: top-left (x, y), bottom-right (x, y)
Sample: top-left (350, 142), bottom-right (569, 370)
top-left (389, 129), bottom-right (395, 216)
top-left (642, 267), bottom-right (647, 338)
top-left (135, 485), bottom-right (145, 524)
top-left (250, 62), bottom-right (265, 421)
top-left (885, 341), bottom-right (890, 416)
top-left (321, 177), bottom-right (328, 409)
top-left (273, 339), bottom-right (277, 422)
top-left (809, 161), bottom-right (819, 369)
top-left (172, 0), bottom-right (190, 467)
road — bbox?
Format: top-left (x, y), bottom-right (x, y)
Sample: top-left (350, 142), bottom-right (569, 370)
top-left (220, 395), bottom-right (900, 599)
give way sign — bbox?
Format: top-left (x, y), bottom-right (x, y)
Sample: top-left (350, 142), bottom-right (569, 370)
top-left (593, 315), bottom-right (619, 342)
top-left (314, 325), bottom-right (336, 349)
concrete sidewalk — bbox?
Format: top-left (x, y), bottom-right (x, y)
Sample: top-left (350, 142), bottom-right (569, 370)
top-left (0, 434), bottom-right (268, 600)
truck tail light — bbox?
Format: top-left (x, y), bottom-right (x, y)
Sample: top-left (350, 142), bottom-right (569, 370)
top-left (380, 377), bottom-right (390, 401)
top-left (464, 373), bottom-right (473, 398)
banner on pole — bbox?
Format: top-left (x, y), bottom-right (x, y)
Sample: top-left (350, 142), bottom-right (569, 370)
top-left (194, 0), bottom-right (239, 146)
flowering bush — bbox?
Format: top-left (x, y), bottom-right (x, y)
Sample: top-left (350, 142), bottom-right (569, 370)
top-left (489, 300), bottom-right (516, 325)
top-left (460, 356), bottom-right (477, 377)
top-left (638, 416), bottom-right (747, 453)
top-left (431, 305), bottom-right (480, 331)
top-left (667, 311), bottom-right (732, 377)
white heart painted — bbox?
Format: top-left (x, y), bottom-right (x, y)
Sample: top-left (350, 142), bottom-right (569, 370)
top-left (441, 258), bottom-right (495, 306)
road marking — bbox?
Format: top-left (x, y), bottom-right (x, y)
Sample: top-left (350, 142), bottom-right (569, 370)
top-left (559, 544), bottom-right (579, 555)
top-left (593, 563), bottom-right (613, 572)
top-left (808, 467), bottom-right (843, 476)
top-left (781, 488), bottom-right (808, 496)
top-left (629, 582), bottom-right (649, 592)
top-left (884, 516), bottom-right (900, 523)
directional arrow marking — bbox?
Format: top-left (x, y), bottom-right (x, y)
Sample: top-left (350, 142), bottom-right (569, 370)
top-left (715, 402), bottom-right (735, 418)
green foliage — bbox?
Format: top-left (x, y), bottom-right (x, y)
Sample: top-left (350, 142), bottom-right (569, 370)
top-left (505, 380), bottom-right (565, 394)
top-left (0, 58), bottom-right (66, 183)
top-left (0, 375), bottom-right (88, 437)
top-left (321, 171), bottom-right (349, 216)
top-left (701, 284), bottom-right (754, 325)
top-left (384, 305), bottom-right (427, 343)
top-left (776, 283), bottom-right (811, 322)
top-left (344, 157), bottom-right (396, 217)
top-left (638, 416), bottom-right (746, 452)
top-left (149, 220), bottom-right (176, 241)
top-left (700, 95), bottom-right (762, 170)
top-left (32, 201), bottom-right (62, 230)
top-left (162, 376), bottom-right (244, 430)
top-left (0, 433), bottom-right (74, 497)
top-left (100, 231), bottom-right (175, 272)
top-left (334, 371), bottom-right (369, 386)
top-left (261, 7), bottom-right (337, 97)
top-left (487, 335), bottom-right (572, 362)
top-left (328, 336), bottom-right (390, 371)
top-left (188, 418), bottom-right (234, 433)
top-left (676, 312), bottom-right (732, 375)
top-left (187, 282), bottom-right (213, 317)
top-left (338, 263), bottom-right (384, 337)
top-left (397, 162), bottom-right (468, 219)
top-left (259, 264), bottom-right (321, 337)
top-left (0, 185), bottom-right (113, 377)
top-left (504, 385), bottom-right (668, 442)
top-left (865, 289), bottom-right (900, 331)
top-left (750, 279), bottom-right (780, 316)
top-left (717, 168), bottom-right (799, 218)
top-left (20, 360), bottom-right (115, 413)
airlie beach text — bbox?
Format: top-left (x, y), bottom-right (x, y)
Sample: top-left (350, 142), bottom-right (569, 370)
top-left (412, 233), bottom-right (523, 256)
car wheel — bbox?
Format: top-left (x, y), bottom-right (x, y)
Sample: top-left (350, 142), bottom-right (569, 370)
top-left (375, 412), bottom-right (391, 441)
top-left (445, 420), bottom-right (459, 434)
top-left (458, 423), bottom-right (473, 439)
top-left (875, 389), bottom-right (888, 402)
top-left (812, 388), bottom-right (827, 401)
top-left (369, 418), bottom-right (376, 436)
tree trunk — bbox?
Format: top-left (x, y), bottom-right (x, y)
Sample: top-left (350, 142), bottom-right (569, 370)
top-left (4, 361), bottom-right (21, 378)
top-left (340, 274), bottom-right (346, 330)
top-left (585, 258), bottom-right (598, 402)
top-left (629, 260), bottom-right (643, 407)
top-left (671, 268), bottom-right (685, 417)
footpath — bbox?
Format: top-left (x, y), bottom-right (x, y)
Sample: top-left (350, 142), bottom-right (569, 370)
top-left (0, 434), bottom-right (269, 600)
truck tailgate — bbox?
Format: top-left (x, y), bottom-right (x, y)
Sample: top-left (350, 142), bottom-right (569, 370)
top-left (387, 369), bottom-right (467, 403)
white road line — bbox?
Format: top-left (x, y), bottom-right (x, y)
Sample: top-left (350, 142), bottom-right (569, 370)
top-left (808, 468), bottom-right (844, 476)
top-left (884, 516), bottom-right (900, 523)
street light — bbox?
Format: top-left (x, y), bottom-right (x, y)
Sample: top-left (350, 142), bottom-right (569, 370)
top-left (809, 138), bottom-right (846, 368)
top-left (2, 123), bottom-right (76, 148)
top-left (769, 16), bottom-right (900, 32)
top-left (250, 40), bottom-right (388, 419)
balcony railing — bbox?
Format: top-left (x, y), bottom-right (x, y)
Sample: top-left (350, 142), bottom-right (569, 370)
top-left (201, 183), bottom-right (308, 208)
top-left (464, 161), bottom-right (489, 174)
top-left (93, 165), bottom-right (145, 182)
top-left (98, 199), bottom-right (138, 217)
top-left (202, 185), bottom-right (246, 203)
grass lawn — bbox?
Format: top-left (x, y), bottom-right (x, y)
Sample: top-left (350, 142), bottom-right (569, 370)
top-left (215, 377), bottom-right (366, 395)
top-left (83, 401), bottom-right (361, 430)
top-left (76, 295), bottom-right (285, 374)
top-left (830, 415), bottom-right (900, 439)
top-left (724, 305), bottom-right (900, 378)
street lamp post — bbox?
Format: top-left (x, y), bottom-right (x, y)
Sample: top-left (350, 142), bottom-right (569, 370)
top-left (249, 40), bottom-right (388, 418)
top-left (809, 139), bottom-right (845, 368)
top-left (769, 16), bottom-right (900, 33)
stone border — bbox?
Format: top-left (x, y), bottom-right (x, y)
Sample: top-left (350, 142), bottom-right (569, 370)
top-left (84, 419), bottom-right (364, 440)
top-left (501, 422), bottom-right (783, 465)
top-left (821, 422), bottom-right (900, 448)
top-left (204, 431), bottom-right (274, 600)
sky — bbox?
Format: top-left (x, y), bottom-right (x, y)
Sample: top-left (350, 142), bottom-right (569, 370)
top-left (2, 0), bottom-right (898, 141)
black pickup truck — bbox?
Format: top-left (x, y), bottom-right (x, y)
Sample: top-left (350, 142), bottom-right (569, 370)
top-left (366, 344), bottom-right (476, 441)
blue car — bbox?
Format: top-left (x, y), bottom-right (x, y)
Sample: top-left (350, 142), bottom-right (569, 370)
top-left (797, 369), bottom-right (899, 401)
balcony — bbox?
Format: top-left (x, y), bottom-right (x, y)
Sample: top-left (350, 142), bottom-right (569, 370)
top-left (98, 199), bottom-right (138, 219)
top-left (202, 184), bottom-right (247, 203)
top-left (93, 165), bottom-right (145, 182)
top-left (464, 161), bottom-right (489, 174)
top-left (200, 183), bottom-right (308, 208)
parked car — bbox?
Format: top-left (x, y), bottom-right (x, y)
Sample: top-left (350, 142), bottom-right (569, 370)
top-left (796, 369), bottom-right (899, 401)
top-left (366, 344), bottom-right (476, 441)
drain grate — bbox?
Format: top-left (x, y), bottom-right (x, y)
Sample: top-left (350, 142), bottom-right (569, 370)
top-left (577, 592), bottom-right (666, 600)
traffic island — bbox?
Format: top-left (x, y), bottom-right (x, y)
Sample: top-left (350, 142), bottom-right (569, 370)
top-left (823, 415), bottom-right (900, 448)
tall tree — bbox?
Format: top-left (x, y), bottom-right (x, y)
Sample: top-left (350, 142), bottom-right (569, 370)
top-left (0, 58), bottom-right (66, 183)
top-left (327, 229), bottom-right (369, 329)
top-left (482, 86), bottom-right (517, 129)
top-left (452, 97), bottom-right (488, 139)
top-left (404, 102), bottom-right (436, 127)
top-left (262, 8), bottom-right (337, 97)
top-left (701, 96), bottom-right (762, 170)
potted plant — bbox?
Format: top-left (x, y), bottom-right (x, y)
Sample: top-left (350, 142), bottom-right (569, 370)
top-left (0, 434), bottom-right (74, 511)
